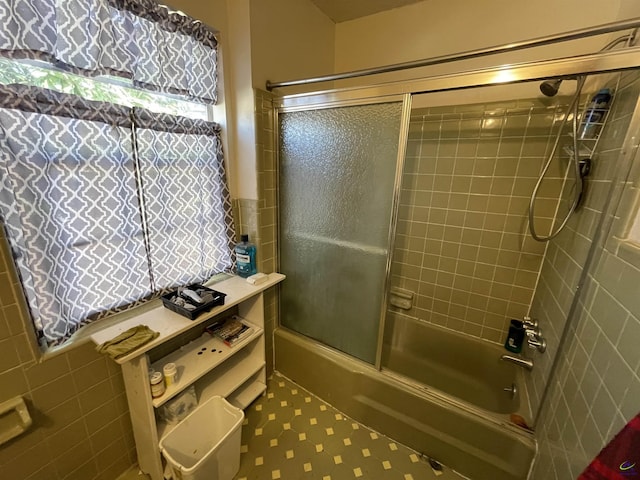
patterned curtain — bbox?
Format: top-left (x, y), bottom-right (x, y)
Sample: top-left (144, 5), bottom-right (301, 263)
top-left (0, 0), bottom-right (218, 103)
top-left (0, 85), bottom-right (152, 346)
top-left (0, 87), bottom-right (235, 347)
top-left (133, 108), bottom-right (236, 291)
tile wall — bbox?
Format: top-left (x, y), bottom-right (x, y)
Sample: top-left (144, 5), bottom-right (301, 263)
top-left (527, 72), bottom-right (639, 415)
top-left (389, 99), bottom-right (568, 343)
top-left (255, 89), bottom-right (278, 277)
top-left (532, 70), bottom-right (640, 479)
top-left (0, 229), bottom-right (135, 480)
top-left (238, 88), bottom-right (279, 376)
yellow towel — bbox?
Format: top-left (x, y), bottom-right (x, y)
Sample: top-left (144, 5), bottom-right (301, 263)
top-left (96, 325), bottom-right (159, 359)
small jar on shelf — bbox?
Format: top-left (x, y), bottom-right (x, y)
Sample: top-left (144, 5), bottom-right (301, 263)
top-left (150, 371), bottom-right (166, 398)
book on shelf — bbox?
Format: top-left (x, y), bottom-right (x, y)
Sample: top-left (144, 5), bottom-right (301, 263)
top-left (206, 316), bottom-right (254, 346)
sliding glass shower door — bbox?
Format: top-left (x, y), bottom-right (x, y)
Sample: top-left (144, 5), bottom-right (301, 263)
top-left (279, 101), bottom-right (405, 364)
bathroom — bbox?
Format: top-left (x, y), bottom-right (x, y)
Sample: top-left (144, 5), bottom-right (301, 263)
top-left (1, 0), bottom-right (640, 479)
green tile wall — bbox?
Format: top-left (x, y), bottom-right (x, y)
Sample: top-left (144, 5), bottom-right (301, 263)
top-left (389, 98), bottom-right (568, 343)
top-left (532, 70), bottom-right (640, 478)
top-left (255, 89), bottom-right (279, 376)
top-left (0, 229), bottom-right (135, 480)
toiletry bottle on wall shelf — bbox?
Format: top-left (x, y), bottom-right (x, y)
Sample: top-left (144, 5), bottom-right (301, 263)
top-left (579, 88), bottom-right (612, 140)
top-left (235, 234), bottom-right (257, 278)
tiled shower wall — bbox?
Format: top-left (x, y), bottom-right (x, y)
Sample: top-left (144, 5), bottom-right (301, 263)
top-left (234, 89), bottom-right (279, 376)
top-left (255, 89), bottom-right (279, 376)
top-left (0, 229), bottom-right (135, 480)
top-left (532, 70), bottom-right (640, 479)
top-left (527, 72), bottom-right (640, 415)
top-left (389, 99), bottom-right (569, 343)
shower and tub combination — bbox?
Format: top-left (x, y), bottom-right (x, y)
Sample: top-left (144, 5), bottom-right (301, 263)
top-left (267, 20), bottom-right (640, 480)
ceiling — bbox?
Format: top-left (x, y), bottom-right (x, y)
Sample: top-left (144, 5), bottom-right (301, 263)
top-left (309, 0), bottom-right (426, 23)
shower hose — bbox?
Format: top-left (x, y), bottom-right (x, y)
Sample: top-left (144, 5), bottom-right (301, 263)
top-left (528, 76), bottom-right (586, 242)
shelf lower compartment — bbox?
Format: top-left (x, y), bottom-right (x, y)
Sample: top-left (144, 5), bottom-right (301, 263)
top-left (156, 362), bottom-right (266, 439)
top-left (197, 358), bottom-right (265, 403)
top-left (150, 317), bottom-right (263, 408)
top-left (228, 375), bottom-right (267, 410)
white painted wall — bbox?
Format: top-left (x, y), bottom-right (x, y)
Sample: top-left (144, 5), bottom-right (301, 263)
top-left (250, 0), bottom-right (335, 93)
top-left (333, 0), bottom-right (636, 90)
top-left (227, 0), bottom-right (258, 199)
top-left (616, 0), bottom-right (640, 21)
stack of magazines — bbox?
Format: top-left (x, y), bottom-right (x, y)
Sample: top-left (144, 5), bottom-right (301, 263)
top-left (206, 316), bottom-right (253, 346)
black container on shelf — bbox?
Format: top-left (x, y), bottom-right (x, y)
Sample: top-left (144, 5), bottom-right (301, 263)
top-left (161, 284), bottom-right (226, 320)
top-left (504, 319), bottom-right (525, 353)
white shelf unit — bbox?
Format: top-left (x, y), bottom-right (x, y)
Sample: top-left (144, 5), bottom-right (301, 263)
top-left (91, 273), bottom-right (284, 480)
top-left (149, 319), bottom-right (263, 408)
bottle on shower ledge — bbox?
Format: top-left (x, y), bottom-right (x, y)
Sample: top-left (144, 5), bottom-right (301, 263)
top-left (504, 319), bottom-right (525, 354)
top-left (235, 234), bottom-right (257, 278)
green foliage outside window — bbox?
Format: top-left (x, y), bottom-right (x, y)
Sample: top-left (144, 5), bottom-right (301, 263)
top-left (0, 58), bottom-right (208, 120)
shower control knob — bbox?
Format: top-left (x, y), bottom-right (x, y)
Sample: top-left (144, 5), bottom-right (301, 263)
top-left (527, 329), bottom-right (547, 353)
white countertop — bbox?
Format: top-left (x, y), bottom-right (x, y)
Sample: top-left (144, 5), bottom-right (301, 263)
top-left (90, 273), bottom-right (285, 364)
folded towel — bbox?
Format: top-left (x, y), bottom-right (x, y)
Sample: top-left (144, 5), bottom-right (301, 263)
top-left (96, 325), bottom-right (159, 359)
top-left (578, 413), bottom-right (640, 479)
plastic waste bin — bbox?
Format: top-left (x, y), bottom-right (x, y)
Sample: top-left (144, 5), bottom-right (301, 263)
top-left (159, 395), bottom-right (244, 480)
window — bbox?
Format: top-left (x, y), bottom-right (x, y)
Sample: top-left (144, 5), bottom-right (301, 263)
top-left (0, 58), bottom-right (209, 121)
top-left (0, 1), bottom-right (235, 348)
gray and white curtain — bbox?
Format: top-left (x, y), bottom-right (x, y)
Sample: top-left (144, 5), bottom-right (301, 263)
top-left (0, 85), bottom-right (235, 347)
top-left (0, 0), bottom-right (218, 103)
top-left (133, 108), bottom-right (236, 290)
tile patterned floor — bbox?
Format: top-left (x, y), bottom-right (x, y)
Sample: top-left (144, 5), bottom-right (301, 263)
top-left (116, 372), bottom-right (467, 480)
top-left (235, 372), bottom-right (467, 480)
top-left (116, 467), bottom-right (149, 480)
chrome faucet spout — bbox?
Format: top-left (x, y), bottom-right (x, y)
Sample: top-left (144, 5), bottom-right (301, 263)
top-left (500, 354), bottom-right (534, 371)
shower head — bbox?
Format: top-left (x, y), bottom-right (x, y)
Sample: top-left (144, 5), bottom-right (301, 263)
top-left (539, 30), bottom-right (636, 98)
top-left (540, 78), bottom-right (563, 97)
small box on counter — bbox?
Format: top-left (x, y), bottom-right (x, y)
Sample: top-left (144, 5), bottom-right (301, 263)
top-left (161, 284), bottom-right (226, 320)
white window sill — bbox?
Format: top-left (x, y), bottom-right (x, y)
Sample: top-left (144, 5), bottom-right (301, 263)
top-left (44, 273), bottom-right (285, 364)
top-left (43, 274), bottom-right (228, 359)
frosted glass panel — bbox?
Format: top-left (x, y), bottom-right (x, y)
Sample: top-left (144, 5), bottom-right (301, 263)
top-left (279, 103), bottom-right (403, 364)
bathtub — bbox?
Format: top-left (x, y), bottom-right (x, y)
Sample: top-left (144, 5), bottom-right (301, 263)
top-left (382, 314), bottom-right (528, 415)
top-left (274, 321), bottom-right (536, 480)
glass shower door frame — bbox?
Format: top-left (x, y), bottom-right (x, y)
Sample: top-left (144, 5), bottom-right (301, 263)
top-left (275, 94), bottom-right (412, 369)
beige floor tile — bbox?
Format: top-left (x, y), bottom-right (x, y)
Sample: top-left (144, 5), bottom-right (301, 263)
top-left (235, 373), bottom-right (468, 480)
top-left (117, 373), bottom-right (468, 480)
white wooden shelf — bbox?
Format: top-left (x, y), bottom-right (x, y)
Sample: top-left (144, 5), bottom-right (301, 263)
top-left (228, 377), bottom-right (267, 410)
top-left (156, 363), bottom-right (267, 440)
top-left (100, 272), bottom-right (285, 480)
top-left (197, 358), bottom-right (266, 405)
top-left (150, 318), bottom-right (263, 408)
top-left (91, 273), bottom-right (285, 365)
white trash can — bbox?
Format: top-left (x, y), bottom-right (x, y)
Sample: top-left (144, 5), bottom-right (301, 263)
top-left (159, 395), bottom-right (244, 480)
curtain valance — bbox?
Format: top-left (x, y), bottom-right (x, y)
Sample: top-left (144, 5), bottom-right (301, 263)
top-left (0, 0), bottom-right (218, 103)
